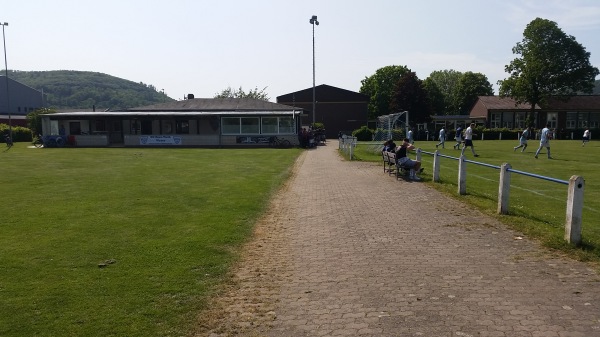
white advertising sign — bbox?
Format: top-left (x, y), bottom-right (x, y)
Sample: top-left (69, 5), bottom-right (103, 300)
top-left (139, 136), bottom-right (183, 145)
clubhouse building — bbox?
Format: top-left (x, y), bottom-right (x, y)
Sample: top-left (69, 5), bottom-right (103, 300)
top-left (40, 97), bottom-right (302, 147)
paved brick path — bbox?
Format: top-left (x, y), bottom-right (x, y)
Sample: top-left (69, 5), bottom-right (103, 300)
top-left (205, 140), bottom-right (600, 337)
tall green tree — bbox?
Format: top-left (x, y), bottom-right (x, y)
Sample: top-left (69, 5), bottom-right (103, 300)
top-left (214, 86), bottom-right (270, 101)
top-left (422, 78), bottom-right (445, 115)
top-left (389, 72), bottom-right (432, 124)
top-left (499, 18), bottom-right (599, 121)
top-left (426, 69), bottom-right (463, 113)
top-left (453, 72), bottom-right (494, 114)
top-left (359, 65), bottom-right (410, 119)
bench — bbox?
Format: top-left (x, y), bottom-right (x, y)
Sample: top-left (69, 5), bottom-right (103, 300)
top-left (382, 151), bottom-right (396, 174)
top-left (383, 151), bottom-right (413, 179)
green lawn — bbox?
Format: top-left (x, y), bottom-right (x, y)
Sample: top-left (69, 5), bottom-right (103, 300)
top-left (351, 139), bottom-right (600, 262)
top-left (0, 144), bottom-right (301, 337)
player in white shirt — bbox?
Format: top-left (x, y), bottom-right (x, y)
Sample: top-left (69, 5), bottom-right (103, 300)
top-left (460, 123), bottom-right (479, 157)
top-left (534, 122), bottom-right (553, 159)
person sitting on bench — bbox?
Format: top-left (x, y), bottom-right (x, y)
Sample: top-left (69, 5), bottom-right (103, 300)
top-left (395, 138), bottom-right (422, 181)
top-left (383, 139), bottom-right (396, 152)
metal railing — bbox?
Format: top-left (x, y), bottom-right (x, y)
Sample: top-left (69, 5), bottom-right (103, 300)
top-left (417, 149), bottom-right (584, 245)
top-left (339, 135), bottom-right (358, 160)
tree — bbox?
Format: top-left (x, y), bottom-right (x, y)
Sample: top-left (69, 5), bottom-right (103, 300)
top-left (359, 65), bottom-right (410, 119)
top-left (214, 86), bottom-right (270, 101)
top-left (27, 108), bottom-right (57, 135)
top-left (389, 72), bottom-right (432, 124)
top-left (422, 78), bottom-right (445, 115)
top-left (425, 70), bottom-right (463, 113)
top-left (453, 72), bottom-right (493, 114)
top-left (499, 18), bottom-right (599, 122)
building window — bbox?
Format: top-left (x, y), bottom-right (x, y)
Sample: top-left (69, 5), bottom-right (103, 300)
top-left (578, 112), bottom-right (589, 128)
top-left (241, 117), bottom-right (259, 133)
top-left (590, 113), bottom-right (600, 128)
top-left (176, 120), bottom-right (189, 134)
top-left (141, 120), bottom-right (153, 135)
top-left (222, 117), bottom-right (260, 134)
top-left (547, 112), bottom-right (557, 129)
top-left (490, 113), bottom-right (501, 128)
top-left (130, 120), bottom-right (141, 134)
top-left (222, 117), bottom-right (241, 134)
top-left (261, 117), bottom-right (278, 134)
top-left (261, 116), bottom-right (295, 134)
top-left (162, 121), bottom-right (173, 134)
top-left (69, 122), bottom-right (81, 135)
top-left (566, 112), bottom-right (577, 129)
top-left (95, 120), bottom-right (106, 132)
top-left (278, 117), bottom-right (295, 133)
top-left (224, 116), bottom-right (293, 135)
top-left (515, 112), bottom-right (527, 129)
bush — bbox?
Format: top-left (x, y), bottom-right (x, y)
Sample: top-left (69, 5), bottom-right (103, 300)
top-left (352, 126), bottom-right (374, 141)
top-left (0, 124), bottom-right (33, 142)
top-left (312, 122), bottom-right (325, 131)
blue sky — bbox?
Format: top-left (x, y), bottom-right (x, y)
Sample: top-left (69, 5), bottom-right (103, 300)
top-left (3, 0), bottom-right (600, 101)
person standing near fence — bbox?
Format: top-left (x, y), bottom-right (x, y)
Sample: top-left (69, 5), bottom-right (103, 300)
top-left (514, 127), bottom-right (531, 152)
top-left (535, 122), bottom-right (553, 159)
top-left (582, 128), bottom-right (590, 146)
top-left (453, 127), bottom-right (463, 149)
top-left (435, 127), bottom-right (446, 149)
top-left (461, 123), bottom-right (479, 157)
top-left (407, 128), bottom-right (414, 144)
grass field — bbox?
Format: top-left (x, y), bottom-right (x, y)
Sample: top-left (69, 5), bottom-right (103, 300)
top-left (0, 144), bottom-right (301, 337)
top-left (350, 139), bottom-right (600, 263)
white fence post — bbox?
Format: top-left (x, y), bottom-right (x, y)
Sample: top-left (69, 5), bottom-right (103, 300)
top-left (433, 150), bottom-right (441, 182)
top-left (565, 175), bottom-right (585, 245)
top-left (498, 163), bottom-right (511, 215)
top-left (458, 156), bottom-right (467, 195)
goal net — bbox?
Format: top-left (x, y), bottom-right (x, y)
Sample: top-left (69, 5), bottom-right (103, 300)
top-left (366, 111), bottom-right (408, 153)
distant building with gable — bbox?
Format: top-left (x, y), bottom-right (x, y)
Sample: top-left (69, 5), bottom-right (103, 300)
top-left (277, 84), bottom-right (369, 138)
top-left (0, 75), bottom-right (45, 126)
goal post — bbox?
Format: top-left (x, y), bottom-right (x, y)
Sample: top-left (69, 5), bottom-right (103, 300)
top-left (366, 111), bottom-right (409, 153)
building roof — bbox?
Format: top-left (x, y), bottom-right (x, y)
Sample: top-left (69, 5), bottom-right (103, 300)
top-left (43, 98), bottom-right (302, 118)
top-left (45, 110), bottom-right (300, 118)
top-left (0, 75), bottom-right (44, 94)
top-left (431, 115), bottom-right (475, 121)
top-left (129, 97), bottom-right (300, 112)
top-left (543, 95), bottom-right (600, 110)
top-left (277, 84), bottom-right (368, 103)
top-left (476, 96), bottom-right (540, 111)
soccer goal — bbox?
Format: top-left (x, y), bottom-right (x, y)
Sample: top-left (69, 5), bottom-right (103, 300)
top-left (366, 111), bottom-right (409, 153)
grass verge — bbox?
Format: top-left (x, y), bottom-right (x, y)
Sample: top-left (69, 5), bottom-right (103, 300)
top-left (350, 139), bottom-right (600, 265)
top-left (0, 144), bottom-right (301, 337)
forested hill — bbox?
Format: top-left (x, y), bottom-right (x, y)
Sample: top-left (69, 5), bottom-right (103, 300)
top-left (8, 70), bottom-right (174, 110)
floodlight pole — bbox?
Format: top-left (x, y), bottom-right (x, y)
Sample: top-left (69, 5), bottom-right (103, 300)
top-left (310, 15), bottom-right (319, 127)
top-left (1, 22), bottom-right (10, 139)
